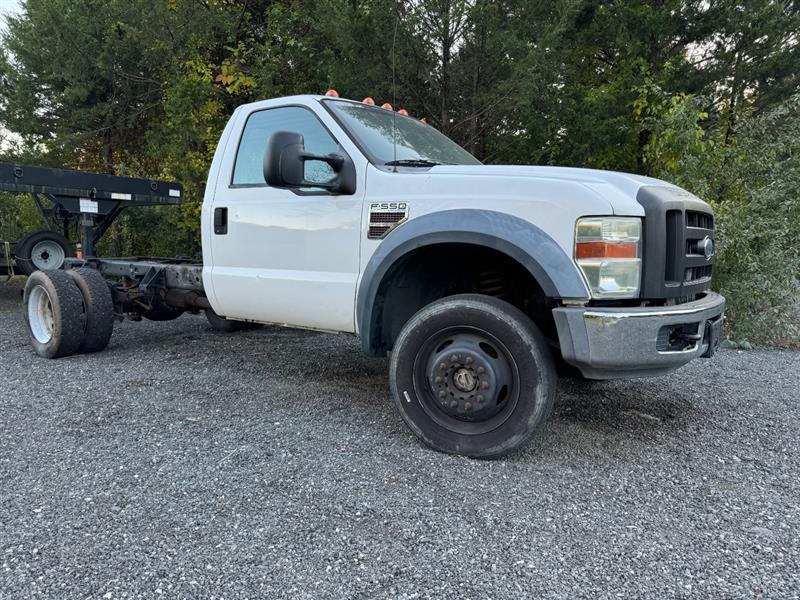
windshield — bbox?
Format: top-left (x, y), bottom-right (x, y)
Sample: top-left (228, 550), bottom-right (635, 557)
top-left (324, 100), bottom-right (481, 166)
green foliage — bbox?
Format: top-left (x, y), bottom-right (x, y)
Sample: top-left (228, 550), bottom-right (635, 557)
top-left (1, 0), bottom-right (799, 343)
top-left (644, 92), bottom-right (800, 344)
top-left (0, 192), bottom-right (42, 244)
top-left (712, 98), bottom-right (800, 344)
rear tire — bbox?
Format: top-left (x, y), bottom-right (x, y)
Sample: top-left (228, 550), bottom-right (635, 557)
top-left (15, 230), bottom-right (70, 275)
top-left (205, 309), bottom-right (262, 332)
top-left (66, 268), bottom-right (114, 353)
top-left (23, 270), bottom-right (86, 358)
top-left (389, 294), bottom-right (556, 458)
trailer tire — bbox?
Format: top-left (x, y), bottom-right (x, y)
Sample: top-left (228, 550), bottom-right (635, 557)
top-left (15, 230), bottom-right (70, 275)
top-left (205, 309), bottom-right (262, 332)
top-left (389, 294), bottom-right (556, 458)
top-left (143, 305), bottom-right (184, 321)
top-left (23, 270), bottom-right (86, 358)
top-left (66, 268), bottom-right (114, 353)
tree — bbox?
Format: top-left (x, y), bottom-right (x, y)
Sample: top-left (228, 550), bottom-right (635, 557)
top-left (0, 0), bottom-right (179, 174)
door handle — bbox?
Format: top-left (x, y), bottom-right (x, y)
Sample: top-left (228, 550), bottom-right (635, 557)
top-left (214, 207), bottom-right (227, 235)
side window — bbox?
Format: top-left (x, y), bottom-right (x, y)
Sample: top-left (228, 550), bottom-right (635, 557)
top-left (232, 106), bottom-right (340, 186)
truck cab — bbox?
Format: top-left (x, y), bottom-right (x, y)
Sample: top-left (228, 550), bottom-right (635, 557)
top-left (202, 93), bottom-right (724, 369)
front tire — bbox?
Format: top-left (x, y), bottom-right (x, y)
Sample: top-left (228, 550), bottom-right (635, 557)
top-left (389, 294), bottom-right (556, 458)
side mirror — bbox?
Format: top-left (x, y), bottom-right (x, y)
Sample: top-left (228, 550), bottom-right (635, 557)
top-left (263, 131), bottom-right (356, 195)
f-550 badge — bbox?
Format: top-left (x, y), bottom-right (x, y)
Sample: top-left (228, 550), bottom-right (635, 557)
top-left (368, 202), bottom-right (408, 239)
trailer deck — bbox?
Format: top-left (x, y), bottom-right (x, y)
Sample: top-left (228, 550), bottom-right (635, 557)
top-left (0, 163), bottom-right (184, 274)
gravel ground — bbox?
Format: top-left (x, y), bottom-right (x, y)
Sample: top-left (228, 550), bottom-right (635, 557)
top-left (1, 278), bottom-right (798, 599)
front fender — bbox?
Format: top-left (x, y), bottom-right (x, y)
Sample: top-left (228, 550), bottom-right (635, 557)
top-left (356, 209), bottom-right (589, 355)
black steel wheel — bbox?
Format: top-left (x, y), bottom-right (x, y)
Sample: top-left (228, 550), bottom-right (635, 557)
top-left (390, 294), bottom-right (556, 458)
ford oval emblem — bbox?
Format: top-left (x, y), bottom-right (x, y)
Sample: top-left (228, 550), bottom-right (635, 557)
top-left (701, 236), bottom-right (715, 260)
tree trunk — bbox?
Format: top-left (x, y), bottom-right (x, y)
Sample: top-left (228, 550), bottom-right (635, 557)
top-left (467, 15), bottom-right (484, 156)
top-left (440, 1), bottom-right (451, 134)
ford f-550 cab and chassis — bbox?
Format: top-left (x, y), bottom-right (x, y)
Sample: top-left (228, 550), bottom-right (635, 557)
top-left (16, 94), bottom-right (725, 457)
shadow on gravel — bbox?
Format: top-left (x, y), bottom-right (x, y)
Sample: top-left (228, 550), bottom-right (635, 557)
top-left (554, 377), bottom-right (696, 437)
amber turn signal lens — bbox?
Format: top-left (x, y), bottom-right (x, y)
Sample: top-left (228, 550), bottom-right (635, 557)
top-left (575, 241), bottom-right (638, 259)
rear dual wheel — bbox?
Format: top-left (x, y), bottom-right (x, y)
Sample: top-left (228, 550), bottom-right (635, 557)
top-left (66, 268), bottom-right (115, 353)
top-left (23, 268), bottom-right (114, 358)
top-left (389, 294), bottom-right (556, 458)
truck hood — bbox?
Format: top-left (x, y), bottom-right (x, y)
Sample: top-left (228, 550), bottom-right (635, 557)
top-left (428, 164), bottom-right (684, 216)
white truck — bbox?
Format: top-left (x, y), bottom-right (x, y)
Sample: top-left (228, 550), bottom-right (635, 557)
top-left (17, 93), bottom-right (725, 457)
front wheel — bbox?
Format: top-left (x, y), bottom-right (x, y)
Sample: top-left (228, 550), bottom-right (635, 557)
top-left (389, 294), bottom-right (556, 458)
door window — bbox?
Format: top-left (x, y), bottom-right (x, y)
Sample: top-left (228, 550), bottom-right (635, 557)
top-left (232, 106), bottom-right (339, 186)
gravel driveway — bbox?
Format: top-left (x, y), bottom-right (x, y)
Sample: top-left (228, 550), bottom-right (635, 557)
top-left (1, 278), bottom-right (798, 598)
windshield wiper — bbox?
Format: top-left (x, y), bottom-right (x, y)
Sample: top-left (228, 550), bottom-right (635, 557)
top-left (384, 159), bottom-right (442, 167)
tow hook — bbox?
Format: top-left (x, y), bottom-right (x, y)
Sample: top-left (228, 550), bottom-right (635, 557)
top-left (674, 331), bottom-right (702, 343)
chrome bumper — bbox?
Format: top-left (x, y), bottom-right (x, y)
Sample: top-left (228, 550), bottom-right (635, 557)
top-left (553, 292), bottom-right (726, 380)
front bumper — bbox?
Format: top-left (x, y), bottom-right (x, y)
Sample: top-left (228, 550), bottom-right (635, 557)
top-left (553, 292), bottom-right (725, 380)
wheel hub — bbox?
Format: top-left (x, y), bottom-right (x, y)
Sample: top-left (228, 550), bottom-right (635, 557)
top-left (425, 334), bottom-right (513, 422)
top-left (453, 367), bottom-right (477, 392)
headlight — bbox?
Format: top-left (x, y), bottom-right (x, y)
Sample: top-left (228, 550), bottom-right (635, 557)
top-left (574, 217), bottom-right (641, 299)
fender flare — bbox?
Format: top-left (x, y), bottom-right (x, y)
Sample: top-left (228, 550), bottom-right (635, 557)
top-left (356, 209), bottom-right (589, 355)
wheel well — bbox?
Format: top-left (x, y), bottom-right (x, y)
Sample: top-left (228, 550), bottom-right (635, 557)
top-left (367, 243), bottom-right (558, 355)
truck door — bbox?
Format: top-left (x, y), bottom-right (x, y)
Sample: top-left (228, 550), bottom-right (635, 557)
top-left (208, 104), bottom-right (365, 332)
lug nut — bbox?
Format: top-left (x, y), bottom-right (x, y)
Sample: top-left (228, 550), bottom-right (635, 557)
top-left (450, 354), bottom-right (459, 363)
top-left (477, 395), bottom-right (484, 403)
top-left (465, 356), bottom-right (474, 365)
top-left (449, 400), bottom-right (458, 409)
top-left (439, 390), bottom-right (446, 399)
top-left (439, 362), bottom-right (447, 371)
top-left (434, 376), bottom-right (442, 384)
top-left (477, 366), bottom-right (485, 375)
top-left (464, 402), bottom-right (473, 412)
top-left (481, 381), bottom-right (490, 390)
